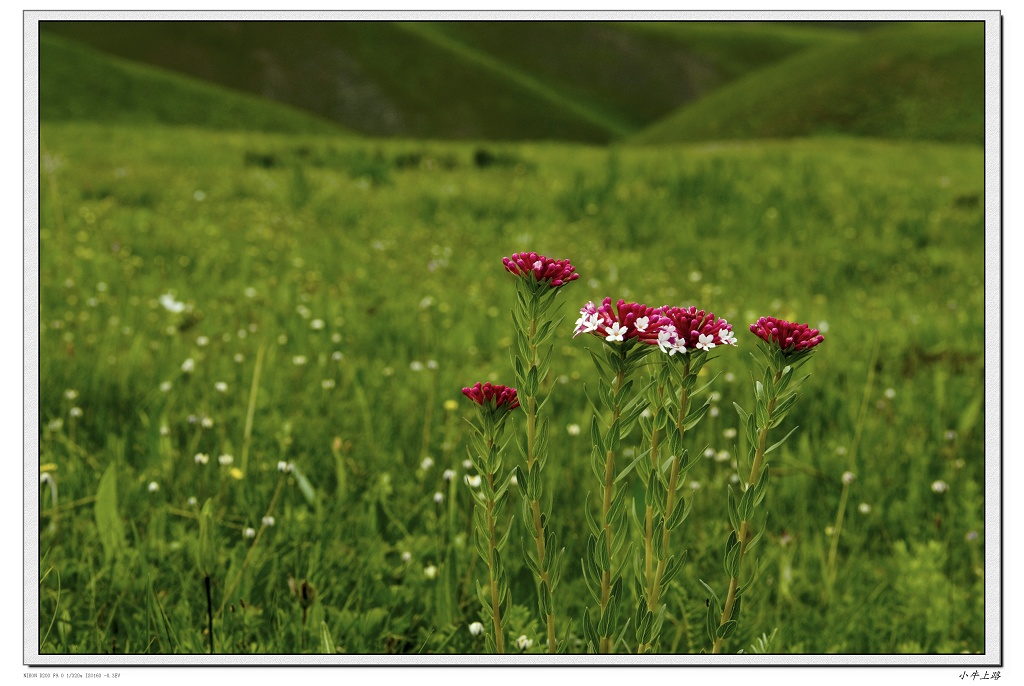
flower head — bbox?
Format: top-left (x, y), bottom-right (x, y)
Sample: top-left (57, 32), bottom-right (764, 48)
top-left (461, 382), bottom-right (520, 412)
top-left (750, 316), bottom-right (824, 354)
top-left (573, 297), bottom-right (666, 343)
top-left (469, 621), bottom-right (484, 636)
top-left (502, 252), bottom-right (579, 288)
top-left (647, 306), bottom-right (734, 355)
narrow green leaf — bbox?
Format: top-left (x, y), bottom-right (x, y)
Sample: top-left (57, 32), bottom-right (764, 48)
top-left (319, 621), bottom-right (336, 654)
top-left (94, 464), bottom-right (125, 565)
top-left (290, 463), bottom-right (317, 507)
top-left (764, 425), bottom-right (800, 456)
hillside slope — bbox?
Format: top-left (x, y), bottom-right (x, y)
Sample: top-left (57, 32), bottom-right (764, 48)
top-left (631, 22), bottom-right (985, 146)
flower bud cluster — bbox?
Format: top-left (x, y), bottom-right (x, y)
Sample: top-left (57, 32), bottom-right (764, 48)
top-left (461, 382), bottom-right (521, 412)
top-left (503, 252), bottom-right (579, 288)
top-left (750, 316), bottom-right (824, 353)
top-left (574, 298), bottom-right (736, 355)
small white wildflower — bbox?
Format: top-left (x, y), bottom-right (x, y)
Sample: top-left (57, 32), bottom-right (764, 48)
top-left (696, 333), bottom-right (716, 352)
top-left (331, 351), bottom-right (343, 362)
top-left (187, 496), bottom-right (198, 507)
top-left (468, 621), bottom-right (484, 636)
top-left (516, 635), bottom-right (533, 651)
top-left (724, 372), bottom-right (736, 383)
top-left (64, 389), bottom-right (78, 401)
top-left (944, 430), bottom-right (957, 441)
top-left (858, 503), bottom-right (872, 514)
top-left (421, 456), bottom-right (435, 471)
top-left (835, 446), bottom-right (848, 456)
top-left (296, 305), bottom-right (311, 319)
top-left (159, 424), bottom-right (170, 436)
top-left (234, 353), bottom-right (245, 363)
top-left (277, 334), bottom-right (288, 345)
top-left (382, 366), bottom-right (394, 376)
top-left (277, 461), bottom-right (292, 473)
top-left (214, 382), bottom-right (228, 393)
top-left (321, 379), bottom-right (336, 389)
top-left (218, 454), bottom-right (233, 466)
top-left (462, 459), bottom-right (473, 470)
top-left (729, 473), bottom-right (740, 484)
top-left (96, 282), bottom-right (108, 292)
top-left (689, 271), bottom-right (702, 282)
top-left (634, 316), bottom-right (650, 332)
top-left (567, 423), bottom-right (581, 436)
top-left (709, 406), bottom-right (720, 418)
top-left (237, 329), bottom-right (247, 338)
top-left (426, 360), bottom-right (438, 370)
top-left (311, 319), bottom-right (325, 330)
top-left (604, 322), bottom-right (627, 342)
top-left (47, 418), bottom-right (63, 431)
top-left (419, 296), bottom-right (434, 309)
top-left (69, 407), bottom-right (83, 418)
top-left (931, 480), bottom-right (949, 494)
top-left (842, 471), bottom-right (856, 485)
top-left (715, 450), bottom-right (731, 463)
top-left (159, 293), bottom-right (185, 313)
top-left (723, 428), bottom-right (737, 440)
top-left (690, 480), bottom-right (701, 491)
top-left (825, 525), bottom-right (835, 536)
top-left (201, 416), bottom-right (214, 428)
top-left (195, 453), bottom-right (210, 465)
top-left (196, 336), bottom-right (210, 347)
top-left (262, 516), bottom-right (275, 527)
top-left (465, 474), bottom-right (482, 488)
top-left (40, 472), bottom-right (53, 485)
top-left (292, 355), bottom-right (308, 366)
top-left (817, 321), bottom-right (829, 333)
top-left (410, 361), bottom-right (425, 372)
top-left (244, 287), bottom-right (257, 299)
top-left (148, 481), bottom-right (160, 493)
top-left (181, 358), bottom-right (195, 374)
top-left (401, 551), bottom-right (412, 563)
top-left (243, 527), bottom-right (256, 539)
top-left (331, 332), bottom-right (342, 343)
top-left (423, 564), bottom-right (438, 580)
top-left (193, 190), bottom-right (206, 201)
top-left (884, 388), bottom-right (896, 399)
top-left (433, 492), bottom-right (444, 504)
top-left (443, 469), bottom-right (456, 482)
top-left (704, 448), bottom-right (716, 459)
top-left (718, 328), bottom-right (738, 346)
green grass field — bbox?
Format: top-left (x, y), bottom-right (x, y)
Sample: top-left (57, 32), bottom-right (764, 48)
top-left (33, 19), bottom-right (989, 658)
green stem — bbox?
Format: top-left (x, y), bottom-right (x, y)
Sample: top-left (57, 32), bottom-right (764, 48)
top-left (598, 366), bottom-right (626, 654)
top-left (485, 466), bottom-right (505, 654)
top-left (712, 370), bottom-right (781, 655)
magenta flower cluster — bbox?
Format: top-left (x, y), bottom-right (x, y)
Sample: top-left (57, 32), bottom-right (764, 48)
top-left (750, 316), bottom-right (824, 353)
top-left (503, 252), bottom-right (580, 288)
top-left (461, 382), bottom-right (521, 411)
top-left (574, 298), bottom-right (736, 354)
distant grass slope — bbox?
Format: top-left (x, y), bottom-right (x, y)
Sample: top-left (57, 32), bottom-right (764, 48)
top-left (39, 20), bottom-right (855, 143)
top-left (38, 32), bottom-right (349, 135)
top-left (631, 22), bottom-right (985, 146)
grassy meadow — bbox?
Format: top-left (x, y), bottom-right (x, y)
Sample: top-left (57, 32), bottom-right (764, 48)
top-left (34, 20), bottom-right (989, 658)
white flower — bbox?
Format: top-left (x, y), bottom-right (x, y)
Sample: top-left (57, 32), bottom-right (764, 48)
top-left (40, 472), bottom-right (53, 485)
top-left (243, 527), bottom-right (256, 539)
top-left (604, 322), bottom-right (627, 342)
top-left (858, 503), bottom-right (872, 514)
top-left (159, 293), bottom-right (185, 313)
top-left (715, 450), bottom-right (731, 463)
top-left (423, 564), bottom-right (438, 579)
top-left (69, 407), bottom-right (83, 418)
top-left (64, 389), bottom-right (78, 400)
top-left (657, 325), bottom-right (681, 355)
top-left (187, 496), bottom-right (198, 507)
top-left (244, 287), bottom-right (257, 298)
top-left (690, 481), bottom-right (701, 491)
top-left (47, 418), bottom-right (63, 431)
top-left (433, 492), bottom-right (444, 504)
top-left (696, 333), bottom-right (716, 351)
top-left (331, 351), bottom-right (343, 362)
top-left (931, 480), bottom-right (949, 494)
top-left (468, 621), bottom-right (484, 636)
top-left (321, 379), bottom-right (336, 389)
top-left (421, 456), bottom-right (434, 471)
top-left (292, 355), bottom-right (307, 366)
top-left (634, 316), bottom-right (650, 332)
top-left (401, 551), bottom-right (412, 563)
top-left (218, 454), bottom-right (233, 466)
top-left (214, 382), bottom-right (228, 393)
top-left (410, 361), bottom-right (425, 372)
top-left (723, 428), bottom-right (737, 440)
top-left (709, 406), bottom-right (719, 418)
top-left (724, 372), bottom-right (736, 383)
top-left (200, 416), bottom-right (213, 428)
top-left (311, 319), bottom-right (325, 330)
top-left (277, 460), bottom-right (292, 473)
top-left (703, 448), bottom-right (716, 459)
top-left (442, 469), bottom-right (456, 482)
top-left (159, 424), bottom-right (170, 436)
top-left (462, 459), bottom-right (473, 470)
top-left (234, 354), bottom-right (245, 364)
top-left (181, 358), bottom-right (195, 374)
top-left (516, 635), bottom-right (533, 651)
top-left (196, 336), bottom-right (209, 347)
top-left (884, 388), bottom-right (896, 399)
top-left (944, 430), bottom-right (957, 441)
top-left (195, 453), bottom-right (209, 465)
top-left (718, 329), bottom-right (737, 346)
top-left (567, 423), bottom-right (581, 436)
top-left (574, 310), bottom-right (600, 336)
top-left (465, 474), bottom-right (482, 488)
top-left (842, 471), bottom-right (856, 485)
top-left (262, 516), bottom-right (275, 527)
top-left (426, 360), bottom-right (438, 370)
top-left (148, 481), bottom-right (160, 493)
